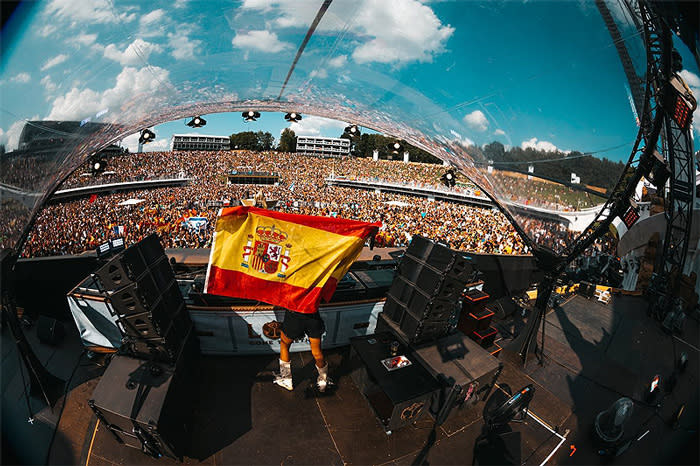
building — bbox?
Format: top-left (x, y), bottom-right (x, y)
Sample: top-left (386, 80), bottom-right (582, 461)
top-left (296, 136), bottom-right (350, 158)
top-left (170, 134), bottom-right (230, 151)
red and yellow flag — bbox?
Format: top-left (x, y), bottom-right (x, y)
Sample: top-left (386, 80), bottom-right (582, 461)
top-left (204, 206), bottom-right (381, 313)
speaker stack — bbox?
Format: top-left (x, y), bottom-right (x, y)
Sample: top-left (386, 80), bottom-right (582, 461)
top-left (88, 234), bottom-right (199, 459)
top-left (382, 236), bottom-right (476, 345)
top-left (94, 234), bottom-right (195, 364)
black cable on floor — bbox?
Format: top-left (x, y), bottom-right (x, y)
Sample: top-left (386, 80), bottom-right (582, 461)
top-left (44, 350), bottom-right (85, 466)
top-left (15, 340), bottom-right (33, 422)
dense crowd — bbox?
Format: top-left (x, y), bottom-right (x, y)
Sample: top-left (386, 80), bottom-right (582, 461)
top-left (18, 150), bottom-right (615, 258)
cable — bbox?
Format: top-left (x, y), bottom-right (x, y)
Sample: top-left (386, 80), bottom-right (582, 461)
top-left (14, 338), bottom-right (33, 423)
top-left (44, 350), bottom-right (86, 466)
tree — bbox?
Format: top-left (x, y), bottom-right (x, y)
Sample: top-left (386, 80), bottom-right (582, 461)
top-left (230, 131), bottom-right (259, 150)
top-left (278, 128), bottom-right (297, 152)
top-left (257, 131), bottom-right (274, 151)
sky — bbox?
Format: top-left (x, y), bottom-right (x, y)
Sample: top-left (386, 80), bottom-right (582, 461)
top-left (1, 0), bottom-right (698, 162)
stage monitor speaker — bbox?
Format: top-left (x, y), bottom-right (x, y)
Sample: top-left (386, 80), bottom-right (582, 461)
top-left (349, 333), bottom-right (440, 433)
top-left (36, 316), bottom-right (65, 346)
top-left (88, 351), bottom-right (196, 460)
top-left (578, 281), bottom-right (595, 298)
top-left (413, 332), bottom-right (502, 422)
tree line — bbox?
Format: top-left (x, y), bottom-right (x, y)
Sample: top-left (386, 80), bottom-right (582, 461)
top-left (476, 141), bottom-right (625, 190)
top-left (228, 130), bottom-right (624, 190)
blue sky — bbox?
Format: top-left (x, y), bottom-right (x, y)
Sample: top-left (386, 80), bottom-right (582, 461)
top-left (1, 0), bottom-right (698, 162)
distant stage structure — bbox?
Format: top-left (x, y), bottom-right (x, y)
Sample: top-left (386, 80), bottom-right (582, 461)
top-left (170, 134), bottom-right (230, 151)
top-left (296, 136), bottom-right (351, 158)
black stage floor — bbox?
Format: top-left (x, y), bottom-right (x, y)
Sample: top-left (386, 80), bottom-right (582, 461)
top-left (2, 294), bottom-right (698, 465)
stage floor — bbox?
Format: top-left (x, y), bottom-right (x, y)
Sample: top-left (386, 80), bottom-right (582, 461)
top-left (2, 294), bottom-right (698, 465)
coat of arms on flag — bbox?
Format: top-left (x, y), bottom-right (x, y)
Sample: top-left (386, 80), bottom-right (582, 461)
top-left (242, 226), bottom-right (292, 277)
top-left (205, 206), bottom-right (380, 313)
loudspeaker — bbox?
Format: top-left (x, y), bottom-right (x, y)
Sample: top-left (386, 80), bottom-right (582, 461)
top-left (350, 333), bottom-right (440, 433)
top-left (95, 235), bottom-right (170, 291)
top-left (578, 281), bottom-right (595, 298)
top-left (88, 349), bottom-right (196, 459)
top-left (36, 316), bottom-right (65, 346)
top-left (406, 236), bottom-right (456, 272)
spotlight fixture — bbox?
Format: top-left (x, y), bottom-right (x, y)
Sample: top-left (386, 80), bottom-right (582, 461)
top-left (344, 124), bottom-right (360, 137)
top-left (284, 112), bottom-right (302, 122)
top-left (90, 158), bottom-right (107, 175)
top-left (187, 115), bottom-right (207, 128)
top-left (139, 128), bottom-right (156, 144)
top-left (388, 141), bottom-right (404, 155)
top-left (484, 384), bottom-right (535, 429)
top-left (621, 198), bottom-right (640, 229)
top-left (644, 150), bottom-right (671, 189)
top-left (665, 74), bottom-right (696, 129)
top-left (243, 111), bottom-right (261, 122)
top-left (441, 169), bottom-right (457, 188)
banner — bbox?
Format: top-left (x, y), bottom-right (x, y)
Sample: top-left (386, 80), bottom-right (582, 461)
top-left (204, 206), bottom-right (380, 313)
top-left (186, 217), bottom-right (208, 230)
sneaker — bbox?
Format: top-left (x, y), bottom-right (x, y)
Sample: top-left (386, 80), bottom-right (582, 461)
top-left (274, 359), bottom-right (293, 391)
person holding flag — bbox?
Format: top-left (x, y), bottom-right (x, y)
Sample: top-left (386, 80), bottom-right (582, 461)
top-left (205, 206), bottom-right (380, 392)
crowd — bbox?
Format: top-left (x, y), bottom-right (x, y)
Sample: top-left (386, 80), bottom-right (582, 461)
top-left (18, 150), bottom-right (616, 258)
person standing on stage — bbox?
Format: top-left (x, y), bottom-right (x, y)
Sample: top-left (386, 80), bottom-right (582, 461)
top-left (274, 309), bottom-right (331, 392)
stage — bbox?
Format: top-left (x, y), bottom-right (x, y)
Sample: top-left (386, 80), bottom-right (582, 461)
top-left (3, 294), bottom-right (698, 465)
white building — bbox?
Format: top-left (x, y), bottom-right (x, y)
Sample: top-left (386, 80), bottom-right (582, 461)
top-left (170, 134), bottom-right (230, 151)
top-left (296, 136), bottom-right (350, 158)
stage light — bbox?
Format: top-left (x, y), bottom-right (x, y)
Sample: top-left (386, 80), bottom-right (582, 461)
top-left (139, 128), bottom-right (156, 144)
top-left (666, 74), bottom-right (697, 129)
top-left (388, 141), bottom-right (404, 155)
top-left (594, 397), bottom-right (634, 444)
top-left (187, 116), bottom-right (207, 128)
top-left (621, 198), bottom-right (640, 229)
top-left (484, 384), bottom-right (535, 429)
top-left (643, 150), bottom-right (671, 190)
top-left (284, 112), bottom-right (302, 122)
top-left (344, 125), bottom-right (360, 136)
top-left (90, 158), bottom-right (106, 175)
top-left (243, 111), bottom-right (261, 122)
top-left (441, 169), bottom-right (457, 188)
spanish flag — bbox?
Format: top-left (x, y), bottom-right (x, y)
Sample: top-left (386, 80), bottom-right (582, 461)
top-left (204, 206), bottom-right (381, 313)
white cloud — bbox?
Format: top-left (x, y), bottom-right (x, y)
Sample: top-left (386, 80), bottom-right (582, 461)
top-left (351, 0), bottom-right (454, 65)
top-left (679, 70), bottom-right (700, 88)
top-left (43, 0), bottom-right (135, 26)
top-left (450, 129), bottom-right (474, 147)
top-left (328, 55), bottom-right (347, 68)
top-left (1, 119), bottom-right (31, 151)
top-left (287, 115), bottom-right (347, 137)
top-left (73, 33), bottom-right (98, 46)
top-left (463, 110), bottom-right (489, 132)
top-left (238, 0), bottom-right (453, 65)
top-left (37, 24), bottom-right (58, 38)
top-left (121, 133), bottom-right (169, 152)
top-left (679, 69), bottom-right (700, 137)
top-left (494, 129), bottom-right (506, 136)
top-left (174, 0), bottom-right (189, 8)
top-left (140, 9), bottom-right (165, 26)
top-left (41, 54), bottom-right (68, 71)
top-left (41, 76), bottom-right (57, 93)
top-left (10, 73), bottom-right (30, 84)
top-left (47, 66), bottom-right (170, 120)
top-left (104, 39), bottom-right (162, 66)
top-left (521, 137), bottom-right (570, 154)
top-left (232, 30), bottom-right (292, 53)
top-left (168, 33), bottom-right (201, 60)
top-left (310, 69), bottom-right (328, 79)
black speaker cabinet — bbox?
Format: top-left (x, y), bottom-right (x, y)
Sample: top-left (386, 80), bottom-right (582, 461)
top-left (406, 236), bottom-right (456, 272)
top-left (88, 351), bottom-right (196, 460)
top-left (350, 333), bottom-right (440, 433)
top-left (412, 331), bottom-right (502, 422)
top-left (95, 234), bottom-right (171, 291)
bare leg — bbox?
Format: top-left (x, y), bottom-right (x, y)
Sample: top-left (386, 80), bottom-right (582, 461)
top-left (280, 331), bottom-right (293, 363)
top-left (309, 337), bottom-right (325, 368)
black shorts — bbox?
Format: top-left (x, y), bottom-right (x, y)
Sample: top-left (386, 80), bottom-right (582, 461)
top-left (281, 310), bottom-right (326, 340)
